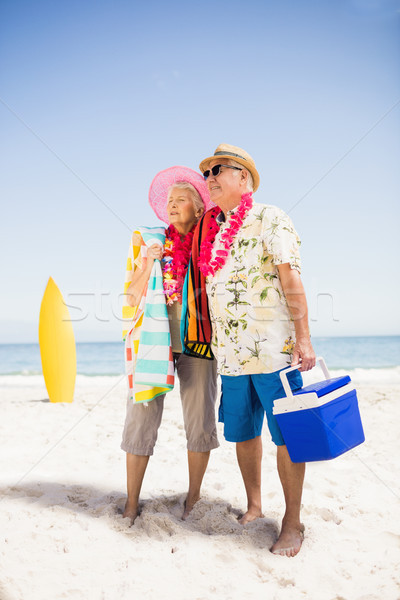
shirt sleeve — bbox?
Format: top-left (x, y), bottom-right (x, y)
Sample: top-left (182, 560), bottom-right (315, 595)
top-left (262, 206), bottom-right (301, 273)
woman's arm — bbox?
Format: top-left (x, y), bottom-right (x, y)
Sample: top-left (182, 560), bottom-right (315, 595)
top-left (277, 263), bottom-right (316, 372)
top-left (126, 243), bottom-right (163, 307)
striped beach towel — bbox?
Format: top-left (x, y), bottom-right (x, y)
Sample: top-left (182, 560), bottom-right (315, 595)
top-left (122, 227), bottom-right (175, 404)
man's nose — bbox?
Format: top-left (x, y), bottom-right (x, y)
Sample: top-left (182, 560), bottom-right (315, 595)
top-left (207, 179), bottom-right (217, 193)
top-left (207, 173), bottom-right (217, 187)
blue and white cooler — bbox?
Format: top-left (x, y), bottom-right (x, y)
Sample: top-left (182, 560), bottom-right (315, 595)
top-left (273, 357), bottom-right (365, 463)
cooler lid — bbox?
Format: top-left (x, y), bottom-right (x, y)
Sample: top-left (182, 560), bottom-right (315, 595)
top-left (293, 375), bottom-right (351, 398)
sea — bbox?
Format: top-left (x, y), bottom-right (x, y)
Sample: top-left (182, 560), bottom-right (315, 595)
top-left (0, 336), bottom-right (399, 385)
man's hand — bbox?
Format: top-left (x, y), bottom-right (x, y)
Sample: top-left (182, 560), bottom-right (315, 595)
top-left (291, 336), bottom-right (316, 372)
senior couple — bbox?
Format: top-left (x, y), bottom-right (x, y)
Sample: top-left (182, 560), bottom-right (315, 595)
top-left (121, 144), bottom-right (316, 557)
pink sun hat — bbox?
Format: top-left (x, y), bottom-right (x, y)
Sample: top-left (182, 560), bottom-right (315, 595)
top-left (148, 166), bottom-right (215, 224)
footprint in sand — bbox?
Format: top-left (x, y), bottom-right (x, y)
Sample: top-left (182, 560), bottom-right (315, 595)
top-left (316, 507), bottom-right (342, 524)
top-left (303, 505), bottom-right (342, 524)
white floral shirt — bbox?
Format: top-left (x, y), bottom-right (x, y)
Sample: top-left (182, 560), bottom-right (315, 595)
top-left (206, 202), bottom-right (301, 376)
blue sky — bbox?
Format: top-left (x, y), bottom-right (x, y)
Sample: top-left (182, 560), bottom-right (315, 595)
top-left (1, 0), bottom-right (399, 342)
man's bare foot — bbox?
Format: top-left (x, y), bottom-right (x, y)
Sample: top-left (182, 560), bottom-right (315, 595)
top-left (182, 496), bottom-right (200, 520)
top-left (271, 523), bottom-right (305, 557)
top-left (122, 501), bottom-right (139, 525)
top-left (238, 507), bottom-right (264, 525)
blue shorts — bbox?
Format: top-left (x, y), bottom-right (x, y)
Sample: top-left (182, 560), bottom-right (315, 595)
top-left (219, 369), bottom-right (303, 446)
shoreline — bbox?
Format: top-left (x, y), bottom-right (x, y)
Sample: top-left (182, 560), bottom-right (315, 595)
top-left (1, 365), bottom-right (400, 386)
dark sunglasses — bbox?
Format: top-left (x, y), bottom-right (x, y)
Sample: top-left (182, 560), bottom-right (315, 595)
top-left (202, 164), bottom-right (242, 180)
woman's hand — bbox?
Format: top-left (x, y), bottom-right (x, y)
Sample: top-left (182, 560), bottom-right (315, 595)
top-left (146, 243), bottom-right (163, 266)
top-left (126, 243), bottom-right (164, 307)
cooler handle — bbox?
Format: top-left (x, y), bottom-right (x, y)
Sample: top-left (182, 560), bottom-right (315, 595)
top-left (279, 357), bottom-right (331, 399)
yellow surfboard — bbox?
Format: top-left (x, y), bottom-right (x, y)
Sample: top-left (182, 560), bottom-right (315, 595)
top-left (39, 277), bottom-right (76, 403)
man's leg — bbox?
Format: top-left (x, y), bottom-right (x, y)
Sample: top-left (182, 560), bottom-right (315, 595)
top-left (236, 436), bottom-right (263, 524)
top-left (218, 375), bottom-right (264, 524)
top-left (123, 453), bottom-right (150, 524)
top-left (271, 444), bottom-right (305, 557)
top-left (183, 450), bottom-right (211, 519)
top-left (252, 371), bottom-right (305, 555)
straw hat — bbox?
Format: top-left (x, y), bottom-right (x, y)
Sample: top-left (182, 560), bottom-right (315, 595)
top-left (148, 166), bottom-right (215, 225)
top-left (199, 143), bottom-right (260, 192)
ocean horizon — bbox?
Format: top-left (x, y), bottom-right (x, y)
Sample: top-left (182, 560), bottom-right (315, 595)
top-left (0, 336), bottom-right (399, 379)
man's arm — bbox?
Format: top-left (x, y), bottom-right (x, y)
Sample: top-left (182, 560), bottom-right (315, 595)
top-left (277, 263), bottom-right (316, 372)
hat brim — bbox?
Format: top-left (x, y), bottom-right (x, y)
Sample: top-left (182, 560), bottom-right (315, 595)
top-left (199, 154), bottom-right (260, 192)
top-left (148, 166), bottom-right (215, 225)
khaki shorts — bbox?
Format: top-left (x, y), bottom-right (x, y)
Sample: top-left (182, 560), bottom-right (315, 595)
top-left (121, 353), bottom-right (219, 455)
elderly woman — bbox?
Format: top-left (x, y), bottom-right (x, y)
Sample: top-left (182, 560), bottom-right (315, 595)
top-left (121, 166), bottom-right (218, 523)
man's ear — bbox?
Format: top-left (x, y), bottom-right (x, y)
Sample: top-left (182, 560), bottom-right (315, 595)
top-left (240, 168), bottom-right (249, 188)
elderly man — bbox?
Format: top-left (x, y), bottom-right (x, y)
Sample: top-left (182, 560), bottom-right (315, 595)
top-left (192, 143), bottom-right (316, 557)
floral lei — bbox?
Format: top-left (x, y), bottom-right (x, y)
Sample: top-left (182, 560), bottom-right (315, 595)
top-left (199, 193), bottom-right (253, 277)
top-left (162, 224), bottom-right (195, 305)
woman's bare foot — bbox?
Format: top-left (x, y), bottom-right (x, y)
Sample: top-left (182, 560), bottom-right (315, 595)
top-left (238, 507), bottom-right (264, 525)
top-left (182, 495), bottom-right (200, 520)
top-left (271, 523), bottom-right (305, 557)
top-left (122, 501), bottom-right (139, 525)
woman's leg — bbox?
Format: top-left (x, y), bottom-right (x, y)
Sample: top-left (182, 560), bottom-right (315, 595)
top-left (121, 394), bottom-right (165, 524)
top-left (176, 353), bottom-right (219, 518)
top-left (123, 453), bottom-right (150, 523)
top-left (183, 450), bottom-right (211, 519)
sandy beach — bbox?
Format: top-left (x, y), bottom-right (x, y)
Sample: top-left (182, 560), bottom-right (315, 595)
top-left (1, 373), bottom-right (399, 600)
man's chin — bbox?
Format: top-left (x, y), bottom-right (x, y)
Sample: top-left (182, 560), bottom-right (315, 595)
top-left (210, 192), bottom-right (222, 204)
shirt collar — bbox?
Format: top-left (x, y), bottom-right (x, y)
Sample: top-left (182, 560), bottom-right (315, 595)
top-left (216, 203), bottom-right (241, 225)
top-left (216, 211), bottom-right (225, 225)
